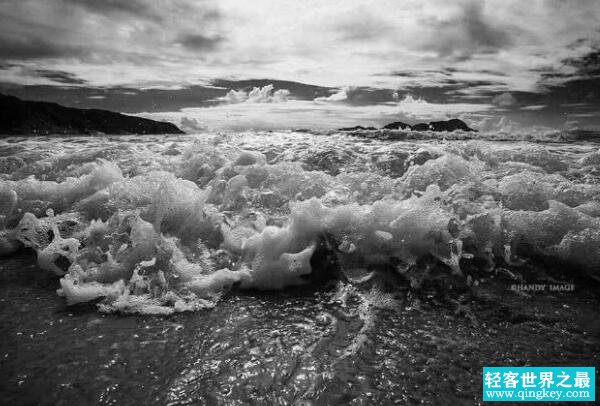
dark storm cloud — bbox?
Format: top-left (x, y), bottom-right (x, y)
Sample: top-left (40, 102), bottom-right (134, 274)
top-left (538, 72), bottom-right (573, 79)
top-left (562, 47), bottom-right (600, 77)
top-left (550, 46), bottom-right (600, 105)
top-left (0, 0), bottom-right (225, 65)
top-left (0, 79), bottom-right (334, 113)
top-left (61, 0), bottom-right (161, 20)
top-left (373, 65), bottom-right (509, 104)
top-left (383, 70), bottom-right (451, 78)
top-left (381, 68), bottom-right (508, 79)
top-left (178, 34), bottom-right (224, 51)
top-left (386, 71), bottom-right (422, 78)
top-left (34, 69), bottom-right (87, 84)
top-left (340, 88), bottom-right (397, 105)
top-left (0, 83), bottom-right (227, 113)
top-left (440, 78), bottom-right (500, 87)
top-left (529, 43), bottom-right (600, 107)
top-left (467, 72), bottom-right (600, 113)
top-left (533, 37), bottom-right (600, 81)
top-left (542, 78), bottom-right (600, 105)
top-left (0, 35), bottom-right (78, 60)
top-left (422, 2), bottom-right (512, 60)
top-left (0, 0), bottom-right (596, 131)
top-left (443, 67), bottom-right (509, 77)
top-left (62, 0), bottom-right (222, 24)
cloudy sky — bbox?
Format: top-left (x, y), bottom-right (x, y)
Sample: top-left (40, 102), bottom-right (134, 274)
top-left (1, 0), bottom-right (599, 131)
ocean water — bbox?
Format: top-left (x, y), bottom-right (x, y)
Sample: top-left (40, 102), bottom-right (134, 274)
top-left (1, 130), bottom-right (599, 404)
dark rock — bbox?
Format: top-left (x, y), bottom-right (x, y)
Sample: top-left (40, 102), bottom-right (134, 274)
top-left (382, 121), bottom-right (411, 130)
top-left (0, 93), bottom-right (184, 136)
top-left (382, 118), bottom-right (476, 133)
top-left (428, 118), bottom-right (475, 132)
top-left (305, 234), bottom-right (342, 284)
top-left (338, 125), bottom-right (377, 131)
top-left (411, 123), bottom-right (431, 131)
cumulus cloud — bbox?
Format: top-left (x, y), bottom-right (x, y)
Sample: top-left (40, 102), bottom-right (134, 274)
top-left (139, 92), bottom-right (492, 131)
top-left (395, 94), bottom-right (491, 120)
top-left (314, 86), bottom-right (398, 105)
top-left (180, 116), bottom-right (207, 132)
top-left (1, 0), bottom-right (600, 130)
top-left (314, 87), bottom-right (350, 102)
top-left (314, 90), bottom-right (492, 121)
top-left (219, 84), bottom-right (291, 104)
top-left (492, 92), bottom-right (517, 107)
top-left (468, 115), bottom-right (559, 135)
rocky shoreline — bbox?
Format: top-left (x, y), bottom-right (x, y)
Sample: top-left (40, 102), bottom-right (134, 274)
top-left (0, 94), bottom-right (184, 136)
top-left (339, 118), bottom-right (476, 133)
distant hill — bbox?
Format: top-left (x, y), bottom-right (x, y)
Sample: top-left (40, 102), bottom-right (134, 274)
top-left (340, 118), bottom-right (476, 133)
top-left (0, 93), bottom-right (184, 136)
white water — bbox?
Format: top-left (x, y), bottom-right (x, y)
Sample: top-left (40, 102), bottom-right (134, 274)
top-left (1, 131), bottom-right (599, 314)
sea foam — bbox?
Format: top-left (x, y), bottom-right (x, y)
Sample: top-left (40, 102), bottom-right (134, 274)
top-left (1, 132), bottom-right (599, 313)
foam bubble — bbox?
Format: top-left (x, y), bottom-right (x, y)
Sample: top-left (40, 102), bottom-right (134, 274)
top-left (2, 132), bottom-right (600, 314)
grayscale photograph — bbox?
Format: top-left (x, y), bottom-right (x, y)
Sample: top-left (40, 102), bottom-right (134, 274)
top-left (0, 1), bottom-right (598, 404)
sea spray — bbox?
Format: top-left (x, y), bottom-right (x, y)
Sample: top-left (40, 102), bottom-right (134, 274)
top-left (1, 132), bottom-right (599, 314)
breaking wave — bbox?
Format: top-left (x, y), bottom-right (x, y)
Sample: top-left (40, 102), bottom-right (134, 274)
top-left (1, 131), bottom-right (599, 314)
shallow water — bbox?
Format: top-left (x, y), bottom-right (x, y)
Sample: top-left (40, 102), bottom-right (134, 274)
top-left (2, 251), bottom-right (599, 405)
top-left (1, 131), bottom-right (600, 404)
